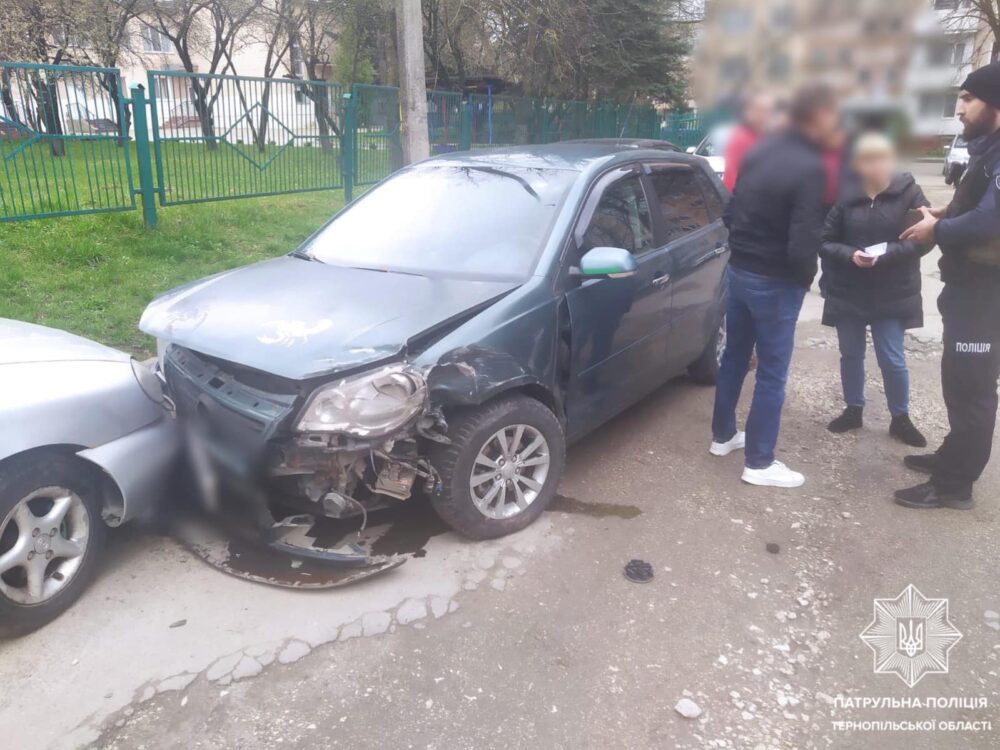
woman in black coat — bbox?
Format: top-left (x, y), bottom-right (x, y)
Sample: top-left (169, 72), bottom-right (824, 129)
top-left (819, 133), bottom-right (932, 446)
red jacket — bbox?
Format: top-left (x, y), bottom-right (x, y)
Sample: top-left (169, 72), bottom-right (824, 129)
top-left (722, 124), bottom-right (758, 192)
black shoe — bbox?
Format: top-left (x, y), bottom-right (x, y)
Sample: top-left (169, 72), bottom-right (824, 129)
top-left (894, 481), bottom-right (974, 510)
top-left (828, 405), bottom-right (863, 433)
top-left (890, 414), bottom-right (927, 448)
top-left (903, 453), bottom-right (937, 475)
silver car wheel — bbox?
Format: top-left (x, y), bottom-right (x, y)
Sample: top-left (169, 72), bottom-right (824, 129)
top-left (715, 314), bottom-right (727, 367)
top-left (469, 424), bottom-right (551, 520)
top-left (0, 487), bottom-right (90, 605)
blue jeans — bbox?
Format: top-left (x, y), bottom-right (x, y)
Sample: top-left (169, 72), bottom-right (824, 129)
top-left (712, 266), bottom-right (806, 469)
top-left (835, 318), bottom-right (909, 417)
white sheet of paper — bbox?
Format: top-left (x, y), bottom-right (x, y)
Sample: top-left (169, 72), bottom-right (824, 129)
top-left (863, 242), bottom-right (887, 258)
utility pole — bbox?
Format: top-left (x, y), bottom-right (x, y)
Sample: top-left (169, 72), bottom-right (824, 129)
top-left (395, 0), bottom-right (430, 164)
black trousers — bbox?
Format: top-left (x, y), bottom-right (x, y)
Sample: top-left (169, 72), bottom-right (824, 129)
top-left (934, 283), bottom-right (1000, 493)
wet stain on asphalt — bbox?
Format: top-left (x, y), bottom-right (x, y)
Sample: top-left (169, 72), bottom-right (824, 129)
top-left (367, 501), bottom-right (450, 559)
top-left (308, 498), bottom-right (451, 560)
top-left (548, 494), bottom-right (642, 519)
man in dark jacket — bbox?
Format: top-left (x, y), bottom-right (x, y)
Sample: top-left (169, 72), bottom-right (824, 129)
top-left (896, 62), bottom-right (1000, 509)
top-left (710, 84), bottom-right (839, 488)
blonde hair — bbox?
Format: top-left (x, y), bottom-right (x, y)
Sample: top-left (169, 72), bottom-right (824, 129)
top-left (852, 132), bottom-right (896, 162)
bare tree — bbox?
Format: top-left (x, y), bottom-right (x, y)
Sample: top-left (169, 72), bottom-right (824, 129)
top-left (941, 0), bottom-right (1000, 63)
top-left (237, 0), bottom-right (303, 150)
top-left (70, 0), bottom-right (145, 143)
top-left (296, 0), bottom-right (342, 153)
top-left (1, 0), bottom-right (91, 154)
top-left (145, 0), bottom-right (262, 148)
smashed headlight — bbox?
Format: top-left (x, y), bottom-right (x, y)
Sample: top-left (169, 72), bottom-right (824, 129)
top-left (295, 365), bottom-right (427, 437)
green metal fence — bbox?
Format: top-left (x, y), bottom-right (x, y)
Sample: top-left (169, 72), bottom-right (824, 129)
top-left (351, 84), bottom-right (402, 187)
top-left (1, 60), bottom-right (713, 227)
top-left (146, 70), bottom-right (345, 206)
top-left (662, 112), bottom-right (713, 150)
top-left (1, 62), bottom-right (134, 221)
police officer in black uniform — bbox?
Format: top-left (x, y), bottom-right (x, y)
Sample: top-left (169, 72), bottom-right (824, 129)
top-left (895, 62), bottom-right (1000, 510)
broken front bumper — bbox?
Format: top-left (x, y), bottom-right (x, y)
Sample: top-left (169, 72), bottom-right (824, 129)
top-left (164, 346), bottom-right (407, 580)
top-left (164, 345), bottom-right (435, 520)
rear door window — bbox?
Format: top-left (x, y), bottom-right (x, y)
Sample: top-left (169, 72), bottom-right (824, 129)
top-left (694, 171), bottom-right (725, 221)
top-left (648, 166), bottom-right (711, 243)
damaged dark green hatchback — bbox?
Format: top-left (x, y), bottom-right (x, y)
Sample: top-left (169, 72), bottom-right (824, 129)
top-left (141, 143), bottom-right (728, 540)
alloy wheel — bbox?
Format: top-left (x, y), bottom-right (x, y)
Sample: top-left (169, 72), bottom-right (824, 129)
top-left (469, 424), bottom-right (551, 520)
top-left (0, 487), bottom-right (90, 605)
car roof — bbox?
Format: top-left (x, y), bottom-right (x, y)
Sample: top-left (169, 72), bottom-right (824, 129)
top-left (560, 138), bottom-right (681, 152)
top-left (423, 141), bottom-right (692, 172)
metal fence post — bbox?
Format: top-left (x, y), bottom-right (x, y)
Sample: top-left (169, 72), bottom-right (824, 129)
top-left (342, 90), bottom-right (355, 203)
top-left (146, 72), bottom-right (166, 204)
top-left (460, 99), bottom-right (472, 150)
top-left (537, 99), bottom-right (549, 144)
top-left (128, 83), bottom-right (157, 229)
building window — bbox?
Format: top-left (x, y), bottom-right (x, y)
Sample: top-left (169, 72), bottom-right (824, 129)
top-left (768, 54), bottom-right (790, 81)
top-left (929, 40), bottom-right (967, 66)
top-left (934, 0), bottom-right (959, 9)
top-left (919, 91), bottom-right (959, 118)
top-left (141, 26), bottom-right (170, 54)
top-left (772, 5), bottom-right (794, 29)
top-left (719, 8), bottom-right (752, 33)
top-left (720, 56), bottom-right (750, 82)
top-left (943, 91), bottom-right (959, 117)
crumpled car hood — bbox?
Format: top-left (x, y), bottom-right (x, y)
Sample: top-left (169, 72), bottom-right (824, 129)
top-left (0, 318), bottom-right (130, 365)
top-left (140, 257), bottom-right (519, 380)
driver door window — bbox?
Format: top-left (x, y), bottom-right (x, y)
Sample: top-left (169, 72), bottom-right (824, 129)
top-left (581, 175), bottom-right (654, 256)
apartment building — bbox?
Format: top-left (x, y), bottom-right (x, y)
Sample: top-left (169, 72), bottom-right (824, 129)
top-left (692, 0), bottom-right (922, 109)
top-left (122, 19), bottom-right (305, 91)
top-left (691, 0), bottom-right (995, 140)
top-left (905, 1), bottom-right (994, 138)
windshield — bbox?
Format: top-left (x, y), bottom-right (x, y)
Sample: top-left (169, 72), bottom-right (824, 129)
top-left (696, 126), bottom-right (732, 157)
top-left (300, 164), bottom-right (577, 280)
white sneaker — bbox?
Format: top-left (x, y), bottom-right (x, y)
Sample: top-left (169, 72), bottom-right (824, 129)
top-left (710, 431), bottom-right (745, 456)
top-left (742, 461), bottom-right (805, 488)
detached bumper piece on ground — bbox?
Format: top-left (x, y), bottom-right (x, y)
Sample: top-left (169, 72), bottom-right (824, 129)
top-left (172, 505), bottom-right (405, 590)
top-left (624, 559), bottom-right (654, 583)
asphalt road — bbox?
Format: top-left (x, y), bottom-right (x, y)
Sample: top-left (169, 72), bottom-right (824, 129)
top-left (4, 161), bottom-right (1000, 750)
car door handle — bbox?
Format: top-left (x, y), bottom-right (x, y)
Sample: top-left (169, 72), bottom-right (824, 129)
top-left (651, 273), bottom-right (671, 288)
top-left (691, 243), bottom-right (728, 267)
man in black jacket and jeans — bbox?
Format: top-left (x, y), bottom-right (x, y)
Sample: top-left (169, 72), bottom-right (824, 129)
top-left (896, 62), bottom-right (1000, 509)
top-left (710, 84), bottom-right (839, 487)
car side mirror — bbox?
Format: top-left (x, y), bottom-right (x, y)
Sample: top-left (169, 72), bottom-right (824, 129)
top-left (571, 247), bottom-right (638, 279)
top-left (944, 144), bottom-right (951, 153)
top-left (685, 146), bottom-right (697, 154)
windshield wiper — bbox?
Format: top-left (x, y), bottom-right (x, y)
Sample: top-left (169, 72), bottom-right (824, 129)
top-left (290, 248), bottom-right (319, 261)
top-left (345, 264), bottom-right (426, 277)
top-left (462, 166), bottom-right (540, 200)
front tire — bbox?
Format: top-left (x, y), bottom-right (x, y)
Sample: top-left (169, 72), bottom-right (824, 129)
top-left (428, 395), bottom-right (565, 540)
top-left (0, 453), bottom-right (107, 638)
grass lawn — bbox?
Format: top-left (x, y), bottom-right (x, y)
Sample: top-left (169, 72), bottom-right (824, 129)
top-left (0, 190), bottom-right (343, 357)
top-left (1, 136), bottom-right (396, 219)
